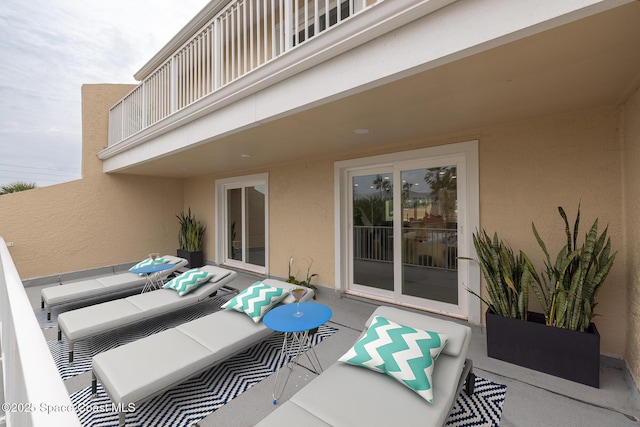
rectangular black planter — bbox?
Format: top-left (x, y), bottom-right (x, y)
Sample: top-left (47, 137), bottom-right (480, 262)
top-left (176, 250), bottom-right (204, 268)
top-left (486, 311), bottom-right (600, 388)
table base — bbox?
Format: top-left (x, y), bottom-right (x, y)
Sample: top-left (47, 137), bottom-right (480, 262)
top-left (272, 330), bottom-right (323, 404)
top-left (141, 272), bottom-right (166, 293)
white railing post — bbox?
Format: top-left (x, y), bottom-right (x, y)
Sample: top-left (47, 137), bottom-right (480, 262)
top-left (141, 81), bottom-right (148, 130)
top-left (169, 56), bottom-right (176, 114)
top-left (213, 19), bottom-right (221, 90)
top-left (284, 0), bottom-right (293, 51)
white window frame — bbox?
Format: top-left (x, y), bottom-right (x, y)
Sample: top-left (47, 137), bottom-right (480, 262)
top-left (334, 141), bottom-right (481, 323)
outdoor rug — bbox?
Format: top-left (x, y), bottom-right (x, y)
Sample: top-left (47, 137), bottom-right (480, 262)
top-left (446, 376), bottom-right (507, 426)
top-left (48, 293), bottom-right (234, 380)
top-left (70, 325), bottom-right (338, 427)
top-left (71, 325), bottom-right (506, 427)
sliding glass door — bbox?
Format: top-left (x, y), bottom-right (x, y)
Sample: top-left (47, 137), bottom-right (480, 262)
top-left (351, 170), bottom-right (394, 292)
top-left (400, 165), bottom-right (458, 306)
top-left (341, 144), bottom-right (478, 319)
top-left (217, 174), bottom-right (267, 274)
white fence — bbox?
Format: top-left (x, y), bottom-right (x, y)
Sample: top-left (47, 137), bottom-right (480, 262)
top-left (0, 238), bottom-right (81, 427)
top-left (109, 0), bottom-right (382, 145)
top-left (353, 225), bottom-right (458, 270)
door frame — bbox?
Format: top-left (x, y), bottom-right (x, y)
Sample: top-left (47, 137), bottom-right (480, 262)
top-left (215, 173), bottom-right (269, 274)
top-left (334, 141), bottom-right (480, 323)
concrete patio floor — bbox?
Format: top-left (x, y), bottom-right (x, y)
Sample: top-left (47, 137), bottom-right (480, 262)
top-left (27, 270), bottom-right (640, 426)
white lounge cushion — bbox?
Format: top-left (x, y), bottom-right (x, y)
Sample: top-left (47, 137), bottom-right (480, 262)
top-left (58, 300), bottom-right (143, 342)
top-left (93, 328), bottom-right (214, 405)
top-left (42, 255), bottom-right (188, 307)
top-left (58, 266), bottom-right (235, 349)
top-left (93, 310), bottom-right (273, 405)
top-left (42, 281), bottom-right (110, 305)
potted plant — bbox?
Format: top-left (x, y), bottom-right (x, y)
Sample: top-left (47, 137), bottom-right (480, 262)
top-left (466, 205), bottom-right (616, 388)
top-left (286, 256), bottom-right (318, 299)
top-left (177, 208), bottom-right (205, 268)
top-left (464, 229), bottom-right (534, 321)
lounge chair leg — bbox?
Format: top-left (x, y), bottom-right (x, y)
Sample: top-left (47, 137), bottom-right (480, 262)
top-left (58, 329), bottom-right (62, 341)
top-left (465, 371), bottom-right (475, 395)
top-left (47, 310), bottom-right (51, 321)
top-left (91, 374), bottom-right (97, 396)
top-left (69, 342), bottom-right (74, 364)
top-left (41, 299), bottom-right (44, 309)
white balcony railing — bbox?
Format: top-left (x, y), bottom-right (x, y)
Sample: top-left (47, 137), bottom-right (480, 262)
top-left (108, 0), bottom-right (382, 146)
top-left (0, 238), bottom-right (81, 427)
top-left (353, 225), bottom-right (458, 270)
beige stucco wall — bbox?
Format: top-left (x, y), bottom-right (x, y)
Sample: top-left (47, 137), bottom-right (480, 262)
top-left (623, 86), bottom-right (640, 385)
top-left (184, 106), bottom-right (627, 357)
top-left (0, 84), bottom-right (185, 279)
top-left (478, 107), bottom-right (625, 357)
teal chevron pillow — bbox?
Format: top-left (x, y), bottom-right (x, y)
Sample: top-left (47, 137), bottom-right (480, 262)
top-left (129, 257), bottom-right (168, 272)
top-left (163, 268), bottom-right (213, 296)
top-left (338, 315), bottom-right (448, 403)
top-left (222, 282), bottom-right (288, 323)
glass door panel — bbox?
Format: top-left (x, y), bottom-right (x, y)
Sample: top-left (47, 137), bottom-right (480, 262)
top-left (227, 188), bottom-right (243, 261)
top-left (401, 166), bottom-right (458, 305)
top-left (351, 173), bottom-right (394, 291)
top-left (246, 185), bottom-right (266, 267)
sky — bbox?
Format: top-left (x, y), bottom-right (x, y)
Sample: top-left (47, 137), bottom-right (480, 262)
top-left (0, 0), bottom-right (211, 188)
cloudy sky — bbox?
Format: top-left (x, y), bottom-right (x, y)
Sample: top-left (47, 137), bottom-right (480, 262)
top-left (0, 0), bottom-right (210, 188)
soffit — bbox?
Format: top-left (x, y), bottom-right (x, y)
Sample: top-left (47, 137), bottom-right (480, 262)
top-left (116, 2), bottom-right (640, 179)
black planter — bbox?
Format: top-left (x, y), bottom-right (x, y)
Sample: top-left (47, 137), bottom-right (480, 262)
top-left (177, 250), bottom-right (204, 268)
top-left (486, 310), bottom-right (600, 388)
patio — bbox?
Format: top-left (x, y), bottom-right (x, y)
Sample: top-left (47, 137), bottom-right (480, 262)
top-left (24, 269), bottom-right (640, 426)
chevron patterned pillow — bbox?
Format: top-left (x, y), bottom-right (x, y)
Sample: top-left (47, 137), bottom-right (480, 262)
top-left (129, 257), bottom-right (168, 272)
top-left (221, 282), bottom-right (288, 323)
top-left (163, 268), bottom-right (213, 296)
top-left (339, 315), bottom-right (448, 403)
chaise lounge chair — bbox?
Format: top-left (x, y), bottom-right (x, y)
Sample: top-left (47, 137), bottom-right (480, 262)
top-left (90, 279), bottom-right (315, 426)
top-left (256, 305), bottom-right (474, 427)
top-left (41, 255), bottom-right (188, 320)
top-left (57, 265), bottom-right (237, 363)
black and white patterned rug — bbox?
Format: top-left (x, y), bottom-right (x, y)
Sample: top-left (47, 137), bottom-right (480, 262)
top-left (70, 324), bottom-right (506, 427)
top-left (447, 376), bottom-right (507, 426)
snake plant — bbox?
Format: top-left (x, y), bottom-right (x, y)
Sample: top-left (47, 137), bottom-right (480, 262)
top-left (177, 208), bottom-right (205, 252)
top-left (464, 230), bottom-right (535, 320)
top-left (531, 204), bottom-right (616, 332)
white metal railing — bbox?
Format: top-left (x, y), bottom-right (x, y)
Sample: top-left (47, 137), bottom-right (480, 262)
top-left (109, 0), bottom-right (382, 146)
top-left (353, 225), bottom-right (458, 270)
top-left (0, 238), bottom-right (82, 427)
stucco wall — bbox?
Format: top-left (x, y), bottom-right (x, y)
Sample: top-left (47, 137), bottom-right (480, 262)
top-left (623, 86), bottom-right (640, 384)
top-left (269, 158), bottom-right (335, 284)
top-left (0, 84), bottom-right (185, 279)
top-left (183, 106), bottom-right (627, 357)
top-left (478, 107), bottom-right (625, 357)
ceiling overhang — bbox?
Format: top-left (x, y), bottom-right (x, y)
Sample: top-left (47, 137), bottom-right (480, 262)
top-left (103, 1), bottom-right (640, 179)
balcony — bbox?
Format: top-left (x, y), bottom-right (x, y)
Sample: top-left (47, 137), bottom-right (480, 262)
top-left (2, 238), bottom-right (639, 426)
top-left (107, 0), bottom-right (390, 147)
